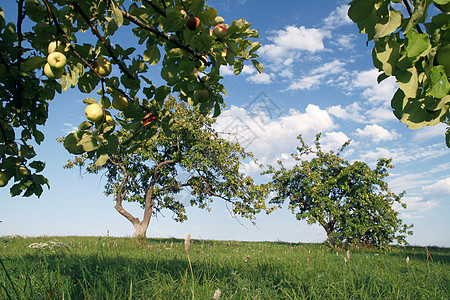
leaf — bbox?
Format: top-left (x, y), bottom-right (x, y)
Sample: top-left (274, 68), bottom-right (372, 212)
top-left (78, 133), bottom-right (98, 152)
top-left (29, 161), bottom-right (45, 172)
top-left (95, 153), bottom-right (109, 166)
top-left (143, 45), bottom-right (161, 65)
top-left (64, 132), bottom-right (85, 154)
top-left (427, 66), bottom-right (450, 98)
top-left (22, 56), bottom-right (46, 72)
top-left (374, 9), bottom-right (402, 39)
top-left (83, 97), bottom-right (98, 105)
top-left (405, 30), bottom-right (430, 59)
top-left (252, 60), bottom-right (263, 74)
top-left (111, 1), bottom-right (123, 27)
top-left (373, 35), bottom-right (401, 76)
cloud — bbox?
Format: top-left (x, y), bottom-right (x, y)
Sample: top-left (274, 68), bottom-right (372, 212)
top-left (220, 64), bottom-right (256, 76)
top-left (287, 59), bottom-right (347, 90)
top-left (247, 73), bottom-right (273, 84)
top-left (260, 25), bottom-right (331, 59)
top-left (62, 123), bottom-right (78, 134)
top-left (351, 69), bottom-right (398, 104)
top-left (323, 4), bottom-right (353, 28)
top-left (355, 124), bottom-right (399, 143)
top-left (331, 34), bottom-right (357, 49)
top-left (423, 177), bottom-right (450, 197)
top-left (413, 123), bottom-right (447, 143)
top-left (214, 104), bottom-right (339, 171)
top-left (397, 196), bottom-right (439, 219)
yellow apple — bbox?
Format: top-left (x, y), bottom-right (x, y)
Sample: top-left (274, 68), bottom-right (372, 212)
top-left (43, 63), bottom-right (63, 79)
top-left (93, 56), bottom-right (112, 77)
top-left (85, 103), bottom-right (104, 122)
top-left (47, 52), bottom-right (67, 69)
top-left (48, 41), bottom-right (67, 54)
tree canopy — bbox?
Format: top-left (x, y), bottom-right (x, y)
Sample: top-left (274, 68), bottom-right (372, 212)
top-left (63, 97), bottom-right (269, 237)
top-left (0, 0), bottom-right (262, 197)
top-left (349, 0), bottom-right (450, 147)
top-left (264, 133), bottom-right (413, 248)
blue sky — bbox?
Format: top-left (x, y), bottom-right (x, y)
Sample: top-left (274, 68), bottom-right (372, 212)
top-left (1, 0), bottom-right (449, 247)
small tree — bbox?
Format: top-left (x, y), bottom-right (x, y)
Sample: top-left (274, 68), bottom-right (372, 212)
top-left (64, 97), bottom-right (268, 237)
top-left (265, 133), bottom-right (413, 248)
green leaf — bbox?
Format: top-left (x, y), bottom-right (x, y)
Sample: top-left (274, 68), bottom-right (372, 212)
top-left (64, 132), bottom-right (85, 154)
top-left (22, 56), bottom-right (46, 72)
top-left (29, 161), bottom-right (45, 172)
top-left (428, 66), bottom-right (450, 98)
top-left (252, 60), bottom-right (263, 74)
top-left (143, 45), bottom-right (161, 65)
top-left (95, 153), bottom-right (109, 166)
top-left (83, 97), bottom-right (98, 105)
top-left (405, 30), bottom-right (430, 59)
top-left (373, 35), bottom-right (401, 76)
top-left (111, 1), bottom-right (124, 27)
top-left (78, 133), bottom-right (98, 152)
top-left (374, 9), bottom-right (402, 39)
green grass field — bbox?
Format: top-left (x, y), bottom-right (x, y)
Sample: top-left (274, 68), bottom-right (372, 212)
top-left (0, 236), bottom-right (449, 299)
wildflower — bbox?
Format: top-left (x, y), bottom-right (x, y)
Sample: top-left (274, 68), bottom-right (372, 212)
top-left (346, 250), bottom-right (350, 260)
top-left (344, 257), bottom-right (348, 263)
top-left (185, 233), bottom-right (191, 253)
top-left (406, 256), bottom-right (410, 264)
top-left (213, 289), bottom-right (221, 299)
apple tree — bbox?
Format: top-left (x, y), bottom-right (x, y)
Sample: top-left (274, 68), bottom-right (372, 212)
top-left (62, 97), bottom-right (269, 237)
top-left (264, 133), bottom-right (413, 248)
top-left (348, 0), bottom-right (450, 147)
top-left (0, 0), bottom-right (262, 197)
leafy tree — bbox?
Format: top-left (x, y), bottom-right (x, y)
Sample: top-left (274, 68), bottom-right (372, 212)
top-left (264, 133), bottom-right (413, 248)
top-left (63, 97), bottom-right (268, 237)
top-left (348, 0), bottom-right (450, 147)
top-left (0, 0), bottom-right (262, 197)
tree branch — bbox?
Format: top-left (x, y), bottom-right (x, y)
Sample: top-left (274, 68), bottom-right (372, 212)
top-left (71, 2), bottom-right (136, 80)
top-left (401, 0), bottom-right (424, 34)
top-left (119, 7), bottom-right (205, 60)
top-left (142, 0), bottom-right (166, 17)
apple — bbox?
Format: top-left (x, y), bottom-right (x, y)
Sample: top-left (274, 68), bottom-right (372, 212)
top-left (47, 52), bottom-right (67, 69)
top-left (185, 68), bottom-right (198, 81)
top-left (213, 24), bottom-right (228, 39)
top-left (43, 63), bottom-right (64, 79)
top-left (193, 89), bottom-right (210, 102)
top-left (436, 44), bottom-right (450, 76)
top-left (168, 48), bottom-right (183, 58)
top-left (0, 171), bottom-right (9, 187)
top-left (18, 166), bottom-right (30, 178)
top-left (48, 41), bottom-right (67, 54)
top-left (85, 103), bottom-right (104, 122)
top-left (92, 56), bottom-right (112, 77)
top-left (112, 94), bottom-right (129, 111)
top-left (186, 16), bottom-right (200, 31)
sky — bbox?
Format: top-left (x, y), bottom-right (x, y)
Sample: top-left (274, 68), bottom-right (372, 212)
top-left (1, 0), bottom-right (449, 247)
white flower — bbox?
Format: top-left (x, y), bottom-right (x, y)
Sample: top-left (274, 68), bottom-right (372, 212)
top-left (213, 288), bottom-right (221, 299)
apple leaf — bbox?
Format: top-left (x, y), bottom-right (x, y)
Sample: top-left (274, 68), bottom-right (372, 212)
top-left (252, 60), bottom-right (263, 74)
top-left (111, 1), bottom-right (123, 27)
top-left (64, 132), bottom-right (85, 154)
top-left (22, 56), bottom-right (46, 72)
top-left (83, 97), bottom-right (98, 105)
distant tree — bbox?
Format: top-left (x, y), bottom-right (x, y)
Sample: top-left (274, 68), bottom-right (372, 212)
top-left (264, 133), bottom-right (413, 248)
top-left (63, 97), bottom-right (268, 237)
top-left (348, 0), bottom-right (450, 147)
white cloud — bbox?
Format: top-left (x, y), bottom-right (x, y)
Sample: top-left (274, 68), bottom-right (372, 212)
top-left (327, 102), bottom-right (366, 123)
top-left (260, 25), bottom-right (331, 59)
top-left (62, 123), bottom-right (78, 134)
top-left (287, 74), bottom-right (323, 90)
top-left (220, 64), bottom-right (256, 76)
top-left (247, 73), bottom-right (272, 84)
top-left (287, 59), bottom-right (347, 90)
top-left (355, 124), bottom-right (399, 143)
top-left (397, 196), bottom-right (439, 218)
top-left (331, 34), bottom-right (357, 49)
top-left (423, 177), bottom-right (450, 197)
top-left (352, 69), bottom-right (397, 104)
top-left (214, 104), bottom-right (338, 172)
top-left (323, 4), bottom-right (353, 28)
top-left (413, 123), bottom-right (447, 143)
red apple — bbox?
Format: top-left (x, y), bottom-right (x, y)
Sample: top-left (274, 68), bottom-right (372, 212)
top-left (186, 16), bottom-right (200, 31)
top-left (213, 24), bottom-right (228, 39)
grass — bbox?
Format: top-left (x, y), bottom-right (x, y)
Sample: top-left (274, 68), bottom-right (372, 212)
top-left (0, 235), bottom-right (449, 299)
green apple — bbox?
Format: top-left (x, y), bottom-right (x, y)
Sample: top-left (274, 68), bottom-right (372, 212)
top-left (48, 41), bottom-right (67, 54)
top-left (112, 94), bottom-right (129, 111)
top-left (0, 171), bottom-right (9, 187)
top-left (436, 44), bottom-right (450, 76)
top-left (47, 52), bottom-right (67, 69)
top-left (186, 16), bottom-right (200, 31)
top-left (167, 48), bottom-right (184, 58)
top-left (85, 103), bottom-right (104, 122)
top-left (43, 63), bottom-right (64, 79)
top-left (213, 24), bottom-right (228, 39)
top-left (193, 89), bottom-right (210, 102)
top-left (93, 56), bottom-right (112, 77)
top-left (18, 166), bottom-right (30, 178)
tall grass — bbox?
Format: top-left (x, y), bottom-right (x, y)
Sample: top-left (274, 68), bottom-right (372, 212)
top-left (0, 236), bottom-right (449, 299)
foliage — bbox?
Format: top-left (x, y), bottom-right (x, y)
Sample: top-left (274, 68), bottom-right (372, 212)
top-left (0, 0), bottom-right (262, 197)
top-left (63, 97), bottom-right (268, 237)
top-left (348, 0), bottom-right (450, 147)
top-left (264, 133), bottom-right (413, 248)
top-left (1, 236), bottom-right (449, 299)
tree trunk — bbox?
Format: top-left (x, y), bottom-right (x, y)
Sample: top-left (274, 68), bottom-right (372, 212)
top-left (134, 222), bottom-right (149, 238)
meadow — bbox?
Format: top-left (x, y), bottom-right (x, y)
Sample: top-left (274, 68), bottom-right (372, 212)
top-left (0, 235), bottom-right (449, 299)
